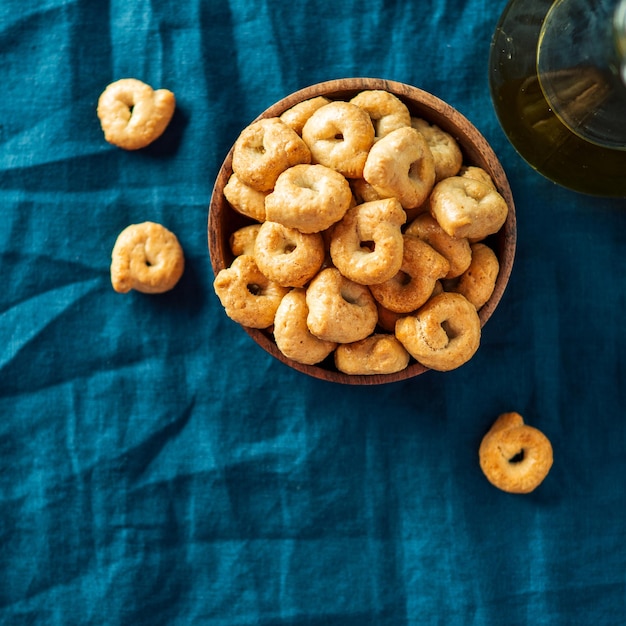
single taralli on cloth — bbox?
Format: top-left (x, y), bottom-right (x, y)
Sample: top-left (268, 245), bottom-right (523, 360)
top-left (479, 412), bottom-right (553, 493)
top-left (213, 89), bottom-right (510, 375)
top-left (111, 222), bottom-right (184, 294)
top-left (97, 78), bottom-right (176, 150)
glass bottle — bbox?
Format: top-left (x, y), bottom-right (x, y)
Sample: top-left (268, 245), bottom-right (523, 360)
top-left (489, 0), bottom-right (626, 196)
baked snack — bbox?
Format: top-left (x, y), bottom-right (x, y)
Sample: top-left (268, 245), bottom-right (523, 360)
top-left (369, 236), bottom-right (449, 313)
top-left (265, 163), bottom-right (352, 233)
top-left (363, 126), bottom-right (436, 210)
top-left (305, 268), bottom-right (378, 343)
top-left (404, 212), bottom-right (472, 279)
top-left (350, 90), bottom-right (411, 141)
top-left (395, 292), bottom-right (481, 371)
top-left (110, 221), bottom-right (184, 294)
top-left (334, 333), bottom-right (410, 375)
top-left (253, 221), bottom-right (325, 287)
top-left (458, 165), bottom-right (496, 189)
top-left (302, 101), bottom-right (375, 178)
top-left (279, 96), bottom-right (331, 135)
top-left (479, 412), bottom-right (553, 494)
top-left (223, 174), bottom-right (268, 222)
top-left (411, 117), bottom-right (463, 181)
top-left (213, 255), bottom-right (289, 328)
top-left (429, 175), bottom-right (508, 240)
top-left (329, 198), bottom-right (406, 285)
top-left (448, 242), bottom-right (500, 309)
top-left (231, 117), bottom-right (311, 192)
top-left (97, 78), bottom-right (175, 150)
top-left (273, 288), bottom-right (337, 364)
top-left (229, 224), bottom-right (262, 257)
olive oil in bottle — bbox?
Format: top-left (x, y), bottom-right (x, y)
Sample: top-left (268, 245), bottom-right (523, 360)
top-left (489, 0), bottom-right (626, 197)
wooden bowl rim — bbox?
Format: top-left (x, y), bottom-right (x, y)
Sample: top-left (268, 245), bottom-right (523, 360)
top-left (208, 77), bottom-right (517, 385)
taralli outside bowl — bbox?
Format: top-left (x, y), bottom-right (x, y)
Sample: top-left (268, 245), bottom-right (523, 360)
top-left (208, 78), bottom-right (516, 385)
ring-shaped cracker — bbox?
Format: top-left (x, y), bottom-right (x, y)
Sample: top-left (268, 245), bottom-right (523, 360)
top-left (330, 198), bottom-right (406, 285)
top-left (363, 126), bottom-right (436, 210)
top-left (273, 288), bottom-right (337, 365)
top-left (213, 255), bottom-right (289, 328)
top-left (411, 117), bottom-right (463, 181)
top-left (448, 243), bottom-right (500, 310)
top-left (405, 213), bottom-right (472, 279)
top-left (111, 221), bottom-right (184, 294)
top-left (223, 174), bottom-right (268, 222)
top-left (350, 90), bottom-right (411, 141)
top-left (370, 236), bottom-right (450, 313)
top-left (479, 412), bottom-right (553, 494)
top-left (306, 268), bottom-right (378, 344)
top-left (429, 176), bottom-right (508, 240)
top-left (334, 333), bottom-right (410, 375)
top-left (265, 164), bottom-right (352, 233)
top-left (97, 78), bottom-right (176, 150)
top-left (395, 292), bottom-right (481, 371)
top-left (302, 101), bottom-right (375, 178)
top-left (230, 224), bottom-right (262, 257)
top-left (232, 118), bottom-right (311, 192)
top-left (254, 221), bottom-right (325, 288)
top-left (280, 96), bottom-right (332, 135)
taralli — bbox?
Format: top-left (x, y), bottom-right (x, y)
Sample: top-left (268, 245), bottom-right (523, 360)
top-left (429, 175), bottom-right (508, 240)
top-left (369, 236), bottom-right (450, 313)
top-left (350, 178), bottom-right (383, 204)
top-left (395, 292), bottom-right (481, 371)
top-left (279, 96), bottom-right (331, 135)
top-left (405, 213), bottom-right (472, 279)
top-left (212, 88), bottom-right (512, 377)
top-left (302, 101), bottom-right (375, 178)
top-left (97, 78), bottom-right (175, 150)
top-left (375, 282), bottom-right (443, 332)
top-left (273, 288), bottom-right (337, 365)
top-left (334, 333), bottom-right (410, 375)
top-left (350, 90), bottom-right (411, 141)
top-left (363, 126), bottom-right (436, 210)
top-left (330, 198), bottom-right (406, 285)
top-left (223, 174), bottom-right (268, 222)
top-left (448, 243), bottom-right (500, 310)
top-left (231, 118), bottom-right (311, 192)
top-left (306, 268), bottom-right (378, 343)
top-left (265, 163), bottom-right (352, 233)
top-left (459, 165), bottom-right (497, 189)
top-left (254, 221), bottom-right (325, 288)
top-left (213, 255), bottom-right (289, 329)
top-left (479, 412), bottom-right (553, 494)
top-left (110, 221), bottom-right (184, 294)
top-left (411, 117), bottom-right (463, 181)
top-left (229, 224), bottom-right (262, 257)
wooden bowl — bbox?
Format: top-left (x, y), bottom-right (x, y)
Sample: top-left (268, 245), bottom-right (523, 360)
top-left (208, 78), bottom-right (516, 384)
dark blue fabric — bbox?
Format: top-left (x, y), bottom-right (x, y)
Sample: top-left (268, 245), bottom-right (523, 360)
top-left (1, 0), bottom-right (626, 624)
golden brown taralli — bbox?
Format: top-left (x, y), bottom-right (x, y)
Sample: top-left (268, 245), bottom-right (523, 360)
top-left (330, 198), bottom-right (406, 285)
top-left (253, 221), bottom-right (325, 288)
top-left (395, 292), bottom-right (481, 371)
top-left (369, 236), bottom-right (449, 313)
top-left (335, 333), bottom-right (410, 375)
top-left (479, 412), bottom-right (553, 494)
top-left (273, 288), bottom-right (337, 365)
top-left (232, 117), bottom-right (311, 192)
top-left (97, 78), bottom-right (175, 150)
top-left (213, 255), bottom-right (289, 328)
top-left (111, 221), bottom-right (184, 294)
top-left (306, 268), bottom-right (378, 343)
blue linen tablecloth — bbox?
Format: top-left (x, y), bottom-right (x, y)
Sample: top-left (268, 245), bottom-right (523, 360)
top-left (1, 0), bottom-right (625, 624)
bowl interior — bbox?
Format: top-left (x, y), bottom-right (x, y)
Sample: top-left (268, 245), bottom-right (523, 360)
top-left (208, 77), bottom-right (516, 385)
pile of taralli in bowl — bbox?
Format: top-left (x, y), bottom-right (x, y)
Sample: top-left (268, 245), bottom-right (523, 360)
top-left (208, 78), bottom-right (516, 385)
